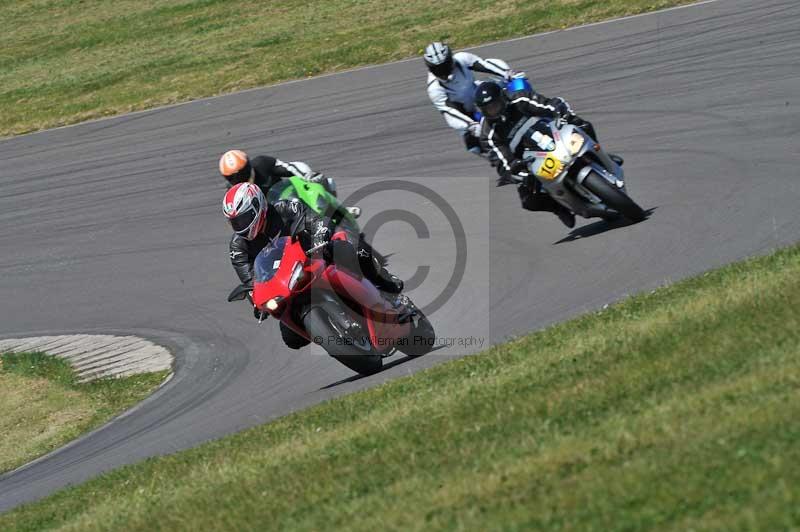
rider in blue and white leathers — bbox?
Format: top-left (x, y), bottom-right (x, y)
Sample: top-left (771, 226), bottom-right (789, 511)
top-left (424, 42), bottom-right (517, 155)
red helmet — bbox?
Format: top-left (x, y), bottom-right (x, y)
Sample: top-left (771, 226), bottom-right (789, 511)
top-left (219, 149), bottom-right (252, 185)
top-left (223, 183), bottom-right (266, 240)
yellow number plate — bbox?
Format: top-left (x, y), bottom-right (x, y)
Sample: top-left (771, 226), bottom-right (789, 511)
top-left (536, 155), bottom-right (563, 180)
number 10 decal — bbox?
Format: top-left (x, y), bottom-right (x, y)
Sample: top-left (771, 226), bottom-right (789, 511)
top-left (536, 155), bottom-right (563, 180)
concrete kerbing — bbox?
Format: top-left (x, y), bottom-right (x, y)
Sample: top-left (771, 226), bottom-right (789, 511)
top-left (0, 335), bottom-right (173, 383)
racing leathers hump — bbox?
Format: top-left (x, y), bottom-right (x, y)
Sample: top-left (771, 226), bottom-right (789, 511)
top-left (243, 155), bottom-right (315, 196)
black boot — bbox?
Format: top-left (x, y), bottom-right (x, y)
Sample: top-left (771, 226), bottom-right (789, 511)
top-left (517, 184), bottom-right (538, 210)
top-left (518, 185), bottom-right (575, 228)
top-left (609, 153), bottom-right (624, 166)
top-left (356, 239), bottom-right (404, 294)
top-left (374, 267), bottom-right (404, 294)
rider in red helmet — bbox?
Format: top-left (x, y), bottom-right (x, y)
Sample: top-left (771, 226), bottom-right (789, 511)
top-left (223, 183), bottom-right (403, 347)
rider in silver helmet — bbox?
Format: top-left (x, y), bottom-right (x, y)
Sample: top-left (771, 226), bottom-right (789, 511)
top-left (424, 41), bottom-right (518, 155)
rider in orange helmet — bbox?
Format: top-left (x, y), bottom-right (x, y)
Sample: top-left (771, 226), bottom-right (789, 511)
top-left (218, 149), bottom-right (360, 218)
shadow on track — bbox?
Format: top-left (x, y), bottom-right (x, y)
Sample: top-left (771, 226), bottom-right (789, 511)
top-left (318, 345), bottom-right (447, 390)
top-left (553, 207), bottom-right (656, 245)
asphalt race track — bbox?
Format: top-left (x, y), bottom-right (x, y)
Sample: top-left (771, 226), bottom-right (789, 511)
top-left (1, 0), bottom-right (798, 512)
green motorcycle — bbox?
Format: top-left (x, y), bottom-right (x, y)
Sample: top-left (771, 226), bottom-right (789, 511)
top-left (267, 175), bottom-right (360, 236)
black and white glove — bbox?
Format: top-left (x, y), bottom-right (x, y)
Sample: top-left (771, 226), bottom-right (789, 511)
top-left (467, 122), bottom-right (482, 138)
top-left (551, 97), bottom-right (574, 119)
top-left (298, 218), bottom-right (332, 253)
top-left (510, 159), bottom-right (528, 175)
top-left (310, 219), bottom-right (331, 246)
top-left (497, 159), bottom-right (528, 187)
top-left (504, 69), bottom-right (519, 82)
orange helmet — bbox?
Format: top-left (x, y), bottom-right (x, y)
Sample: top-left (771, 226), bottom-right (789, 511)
top-left (219, 149), bottom-right (252, 185)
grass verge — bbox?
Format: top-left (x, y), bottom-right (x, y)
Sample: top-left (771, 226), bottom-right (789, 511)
top-left (2, 245), bottom-right (799, 530)
top-left (0, 0), bottom-right (698, 137)
top-left (0, 352), bottom-right (168, 475)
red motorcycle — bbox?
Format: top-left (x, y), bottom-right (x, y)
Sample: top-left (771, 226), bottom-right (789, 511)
top-left (228, 233), bottom-right (435, 375)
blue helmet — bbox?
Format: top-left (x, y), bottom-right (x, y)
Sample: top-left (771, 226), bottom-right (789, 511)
top-left (507, 75), bottom-right (533, 95)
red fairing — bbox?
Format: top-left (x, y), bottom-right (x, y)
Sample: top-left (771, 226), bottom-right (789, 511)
top-left (324, 266), bottom-right (411, 349)
top-left (252, 236), bottom-right (411, 355)
top-left (252, 237), bottom-right (306, 309)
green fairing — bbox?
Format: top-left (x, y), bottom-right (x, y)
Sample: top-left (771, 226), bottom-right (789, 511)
top-left (269, 176), bottom-right (358, 228)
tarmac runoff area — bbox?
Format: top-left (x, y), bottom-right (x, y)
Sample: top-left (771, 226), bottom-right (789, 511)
top-left (0, 335), bottom-right (173, 383)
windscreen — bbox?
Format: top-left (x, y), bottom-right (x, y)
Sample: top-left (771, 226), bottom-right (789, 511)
top-left (254, 238), bottom-right (288, 283)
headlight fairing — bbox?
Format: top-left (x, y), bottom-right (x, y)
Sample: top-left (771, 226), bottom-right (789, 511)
top-left (568, 132), bottom-right (585, 155)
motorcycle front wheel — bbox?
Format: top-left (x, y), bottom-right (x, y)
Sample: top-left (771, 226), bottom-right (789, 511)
top-left (583, 173), bottom-right (646, 223)
top-left (303, 304), bottom-right (383, 375)
top-left (398, 310), bottom-right (436, 357)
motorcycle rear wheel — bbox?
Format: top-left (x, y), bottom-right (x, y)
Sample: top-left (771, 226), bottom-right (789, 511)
top-left (583, 173), bottom-right (646, 223)
top-left (304, 304), bottom-right (383, 375)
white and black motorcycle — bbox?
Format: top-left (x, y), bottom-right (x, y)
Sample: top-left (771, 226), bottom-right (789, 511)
top-left (513, 117), bottom-right (645, 223)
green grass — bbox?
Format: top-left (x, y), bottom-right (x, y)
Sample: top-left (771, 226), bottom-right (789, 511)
top-left (2, 245), bottom-right (799, 531)
top-left (0, 0), bottom-right (697, 137)
top-left (0, 352), bottom-right (168, 474)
